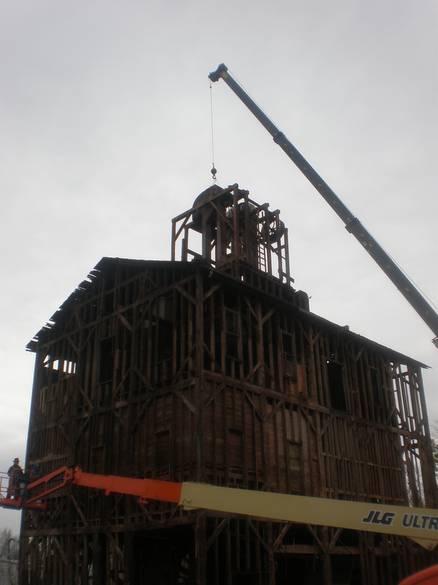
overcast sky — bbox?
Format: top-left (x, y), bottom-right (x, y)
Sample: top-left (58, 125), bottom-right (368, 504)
top-left (1, 0), bottom-right (437, 532)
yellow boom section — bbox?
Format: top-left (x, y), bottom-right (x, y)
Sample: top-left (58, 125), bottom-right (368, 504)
top-left (181, 483), bottom-right (438, 550)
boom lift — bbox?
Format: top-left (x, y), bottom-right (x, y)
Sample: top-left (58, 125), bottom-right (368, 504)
top-left (2, 465), bottom-right (438, 549)
top-left (2, 466), bottom-right (438, 583)
top-left (208, 64), bottom-right (438, 349)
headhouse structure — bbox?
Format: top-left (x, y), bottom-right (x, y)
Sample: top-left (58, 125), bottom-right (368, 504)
top-left (20, 184), bottom-right (437, 584)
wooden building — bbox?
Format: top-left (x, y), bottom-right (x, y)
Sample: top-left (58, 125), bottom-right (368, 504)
top-left (20, 184), bottom-right (437, 584)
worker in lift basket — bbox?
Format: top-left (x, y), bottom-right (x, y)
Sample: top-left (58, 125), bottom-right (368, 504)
top-left (7, 458), bottom-right (23, 499)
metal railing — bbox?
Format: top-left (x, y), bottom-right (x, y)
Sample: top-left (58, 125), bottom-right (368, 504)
top-left (0, 472), bottom-right (10, 499)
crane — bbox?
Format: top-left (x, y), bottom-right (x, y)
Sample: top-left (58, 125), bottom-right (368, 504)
top-left (208, 64), bottom-right (438, 349)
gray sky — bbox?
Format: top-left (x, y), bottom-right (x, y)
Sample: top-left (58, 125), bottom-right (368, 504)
top-left (1, 0), bottom-right (437, 532)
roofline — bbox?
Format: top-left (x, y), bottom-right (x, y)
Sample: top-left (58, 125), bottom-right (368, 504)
top-left (27, 257), bottom-right (428, 368)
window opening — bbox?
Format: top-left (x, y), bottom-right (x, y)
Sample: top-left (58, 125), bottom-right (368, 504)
top-left (370, 367), bottom-right (384, 407)
top-left (227, 428), bottom-right (243, 468)
top-left (99, 339), bottom-right (113, 383)
top-left (43, 355), bottom-right (77, 374)
top-left (327, 360), bottom-right (347, 412)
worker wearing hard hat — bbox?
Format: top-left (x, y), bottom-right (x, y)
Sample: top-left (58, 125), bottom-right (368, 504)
top-left (7, 458), bottom-right (23, 499)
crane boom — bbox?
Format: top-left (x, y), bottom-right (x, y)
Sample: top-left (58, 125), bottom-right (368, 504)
top-left (209, 64), bottom-right (438, 348)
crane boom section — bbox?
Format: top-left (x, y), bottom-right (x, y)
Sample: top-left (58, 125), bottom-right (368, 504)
top-left (209, 64), bottom-right (438, 346)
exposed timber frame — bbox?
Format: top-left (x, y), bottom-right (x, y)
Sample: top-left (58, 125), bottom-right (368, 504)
top-left (20, 186), bottom-right (437, 584)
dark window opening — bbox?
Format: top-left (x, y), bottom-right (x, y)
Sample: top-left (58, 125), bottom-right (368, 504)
top-left (327, 360), bottom-right (347, 412)
top-left (227, 428), bottom-right (243, 468)
top-left (371, 367), bottom-right (384, 407)
top-left (223, 289), bottom-right (238, 309)
top-left (158, 321), bottom-right (172, 359)
top-left (226, 334), bottom-right (239, 359)
top-left (225, 309), bottom-right (238, 334)
top-left (103, 292), bottom-right (114, 316)
top-left (99, 339), bottom-right (114, 383)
